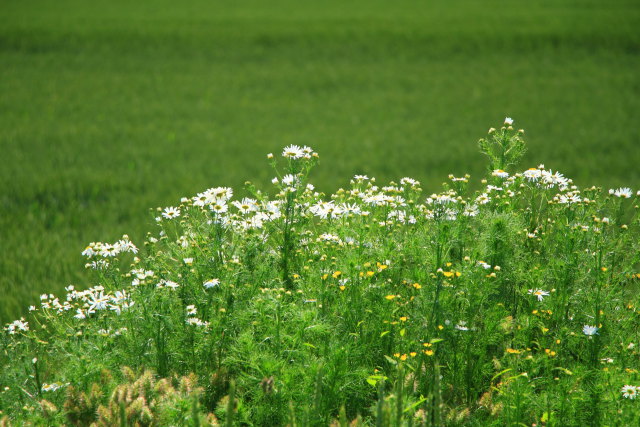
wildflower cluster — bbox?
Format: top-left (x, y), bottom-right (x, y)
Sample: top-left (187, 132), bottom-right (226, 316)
top-left (2, 120), bottom-right (640, 425)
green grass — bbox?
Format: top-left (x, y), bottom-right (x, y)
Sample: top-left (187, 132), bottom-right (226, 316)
top-left (1, 0), bottom-right (639, 321)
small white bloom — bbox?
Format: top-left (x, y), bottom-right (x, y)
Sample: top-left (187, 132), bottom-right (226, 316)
top-left (621, 385), bottom-right (638, 399)
top-left (282, 174), bottom-right (298, 187)
top-left (233, 198), bottom-right (259, 214)
top-left (476, 193), bottom-right (491, 205)
top-left (610, 187), bottom-right (633, 198)
top-left (209, 201), bottom-right (228, 215)
top-left (42, 382), bottom-right (66, 392)
top-left (204, 278), bottom-right (221, 289)
top-left (282, 145), bottom-right (304, 159)
top-left (478, 261), bottom-right (491, 270)
top-left (81, 246), bottom-right (96, 257)
top-left (162, 207), bottom-right (181, 219)
top-left (400, 177), bottom-right (420, 186)
top-left (582, 325), bottom-right (599, 336)
top-left (504, 117), bottom-right (514, 125)
top-left (528, 289), bottom-right (550, 302)
top-left (5, 318), bottom-right (29, 335)
top-left (186, 317), bottom-right (208, 327)
top-left (455, 321), bottom-right (469, 331)
top-left (183, 258), bottom-right (194, 265)
top-left (164, 280), bottom-right (180, 289)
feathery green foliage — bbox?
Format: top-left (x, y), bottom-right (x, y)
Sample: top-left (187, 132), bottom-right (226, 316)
top-left (2, 120), bottom-right (640, 425)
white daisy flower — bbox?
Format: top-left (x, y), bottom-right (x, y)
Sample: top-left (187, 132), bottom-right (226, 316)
top-left (504, 117), bottom-right (514, 125)
top-left (99, 244), bottom-right (118, 258)
top-left (209, 187), bottom-right (233, 202)
top-left (164, 280), bottom-right (180, 289)
top-left (209, 201), bottom-right (228, 215)
top-left (282, 145), bottom-right (304, 159)
top-left (492, 170), bottom-right (509, 178)
top-left (400, 177), bottom-right (420, 186)
top-left (186, 318), bottom-right (208, 327)
top-left (476, 193), bottom-right (491, 205)
top-left (5, 318), bottom-right (29, 334)
top-left (87, 292), bottom-right (110, 312)
top-left (609, 187), bottom-right (633, 198)
top-left (455, 321), bottom-right (469, 331)
top-left (528, 289), bottom-right (550, 301)
top-left (233, 198), bottom-right (259, 214)
top-left (523, 168), bottom-right (542, 181)
top-left (162, 207), bottom-right (181, 219)
top-left (204, 278), bottom-right (220, 289)
top-left (310, 201), bottom-right (336, 219)
top-left (621, 385), bottom-right (638, 399)
top-left (583, 325), bottom-right (599, 336)
top-left (81, 246), bottom-right (96, 257)
top-left (301, 145), bottom-right (315, 158)
top-left (193, 192), bottom-right (214, 207)
top-left (282, 174), bottom-right (298, 187)
top-left (42, 382), bottom-right (65, 392)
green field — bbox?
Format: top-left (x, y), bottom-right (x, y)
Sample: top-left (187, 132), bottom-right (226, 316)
top-left (1, 0), bottom-right (639, 322)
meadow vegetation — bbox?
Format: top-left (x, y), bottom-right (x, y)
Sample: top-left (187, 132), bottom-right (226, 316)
top-left (1, 0), bottom-right (640, 321)
top-left (2, 119), bottom-right (640, 425)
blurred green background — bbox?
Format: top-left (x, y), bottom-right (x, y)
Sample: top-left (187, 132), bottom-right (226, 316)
top-left (1, 0), bottom-right (639, 321)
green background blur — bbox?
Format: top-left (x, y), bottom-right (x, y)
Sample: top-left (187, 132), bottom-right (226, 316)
top-left (1, 0), bottom-right (639, 321)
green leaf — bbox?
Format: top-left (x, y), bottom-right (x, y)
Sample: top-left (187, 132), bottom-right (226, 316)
top-left (404, 396), bottom-right (428, 413)
top-left (552, 367), bottom-right (573, 376)
top-left (366, 375), bottom-right (388, 387)
top-left (491, 368), bottom-right (513, 382)
top-left (384, 355), bottom-right (398, 365)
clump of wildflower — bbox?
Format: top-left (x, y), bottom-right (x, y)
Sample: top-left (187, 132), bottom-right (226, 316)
top-left (82, 236), bottom-right (138, 259)
top-left (5, 318), bottom-right (29, 334)
top-left (282, 145), bottom-right (315, 159)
